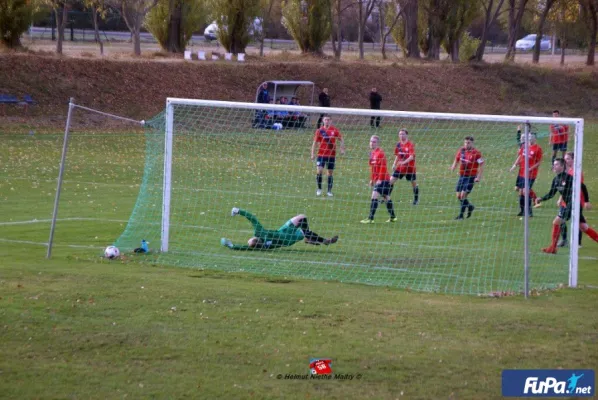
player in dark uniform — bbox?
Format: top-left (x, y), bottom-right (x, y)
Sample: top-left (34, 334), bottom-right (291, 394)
top-left (221, 208), bottom-right (338, 250)
top-left (361, 135), bottom-right (397, 223)
top-left (534, 158), bottom-right (598, 254)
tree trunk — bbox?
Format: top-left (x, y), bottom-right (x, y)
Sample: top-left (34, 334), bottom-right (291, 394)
top-left (358, 0), bottom-right (365, 59)
top-left (505, 0), bottom-right (528, 62)
top-left (167, 0), bottom-right (183, 53)
top-left (474, 0), bottom-right (505, 62)
top-left (92, 8), bottom-right (104, 56)
top-left (450, 38), bottom-right (459, 62)
top-left (560, 38), bottom-right (565, 65)
top-left (585, 0), bottom-right (597, 66)
top-left (134, 19), bottom-right (141, 56)
top-left (427, 36), bottom-right (441, 59)
top-left (532, 0), bottom-right (555, 63)
top-left (334, 0), bottom-right (343, 59)
top-left (404, 0), bottom-right (420, 58)
top-left (55, 5), bottom-right (68, 55)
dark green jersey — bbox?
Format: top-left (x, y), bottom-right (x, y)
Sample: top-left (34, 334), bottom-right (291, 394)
top-left (541, 172), bottom-right (574, 206)
top-left (229, 210), bottom-right (305, 250)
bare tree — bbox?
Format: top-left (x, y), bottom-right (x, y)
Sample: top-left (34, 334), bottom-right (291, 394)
top-left (85, 0), bottom-right (107, 55)
top-left (357, 0), bottom-right (378, 59)
top-left (532, 0), bottom-right (557, 63)
top-left (473, 0), bottom-right (506, 61)
top-left (505, 0), bottom-right (530, 61)
top-left (580, 0), bottom-right (597, 65)
top-left (41, 0), bottom-right (70, 54)
top-left (120, 0), bottom-right (159, 55)
top-left (257, 0), bottom-right (276, 56)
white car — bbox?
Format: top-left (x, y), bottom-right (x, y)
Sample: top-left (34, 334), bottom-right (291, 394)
top-left (515, 34), bottom-right (552, 51)
top-left (204, 22), bottom-right (218, 41)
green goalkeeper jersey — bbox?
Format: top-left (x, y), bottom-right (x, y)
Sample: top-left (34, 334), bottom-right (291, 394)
top-left (230, 210), bottom-right (305, 250)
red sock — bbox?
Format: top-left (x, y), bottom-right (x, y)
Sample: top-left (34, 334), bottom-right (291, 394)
top-left (550, 224), bottom-right (561, 248)
top-left (584, 227), bottom-right (598, 243)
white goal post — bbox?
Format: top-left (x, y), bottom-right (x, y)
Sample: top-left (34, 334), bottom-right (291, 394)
top-left (157, 97), bottom-right (584, 294)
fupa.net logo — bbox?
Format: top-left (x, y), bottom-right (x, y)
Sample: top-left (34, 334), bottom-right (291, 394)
top-left (502, 369), bottom-right (595, 397)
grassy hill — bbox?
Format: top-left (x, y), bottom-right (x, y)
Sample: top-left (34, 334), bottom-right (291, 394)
top-left (0, 53), bottom-right (597, 123)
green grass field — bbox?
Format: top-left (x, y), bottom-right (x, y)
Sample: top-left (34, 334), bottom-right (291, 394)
top-left (1, 110), bottom-right (597, 399)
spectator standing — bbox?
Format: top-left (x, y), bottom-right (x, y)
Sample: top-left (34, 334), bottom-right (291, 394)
top-left (369, 87), bottom-right (382, 128)
top-left (317, 88), bottom-right (331, 128)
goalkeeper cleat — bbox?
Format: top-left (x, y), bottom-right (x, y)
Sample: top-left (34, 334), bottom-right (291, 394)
top-left (231, 207), bottom-right (240, 217)
top-left (386, 217), bottom-right (397, 223)
top-left (316, 189), bottom-right (322, 196)
top-left (467, 205), bottom-right (475, 218)
top-left (221, 238), bottom-right (233, 248)
top-left (542, 246), bottom-right (557, 254)
top-left (360, 218), bottom-right (374, 224)
top-left (323, 236), bottom-right (339, 245)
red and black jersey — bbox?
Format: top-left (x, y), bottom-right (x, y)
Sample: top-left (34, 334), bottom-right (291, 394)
top-left (455, 147), bottom-right (484, 177)
top-left (394, 140), bottom-right (416, 174)
top-left (370, 147), bottom-right (390, 181)
top-left (314, 126), bottom-right (342, 157)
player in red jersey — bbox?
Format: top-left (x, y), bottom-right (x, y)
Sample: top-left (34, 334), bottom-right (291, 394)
top-left (549, 110), bottom-right (569, 163)
top-left (361, 135), bottom-right (397, 223)
top-left (557, 152), bottom-right (592, 247)
top-left (450, 136), bottom-right (484, 220)
top-left (390, 129), bottom-right (419, 205)
top-left (509, 133), bottom-right (543, 217)
top-left (310, 116), bottom-right (345, 197)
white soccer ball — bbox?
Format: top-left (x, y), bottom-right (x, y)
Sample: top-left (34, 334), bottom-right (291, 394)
top-left (272, 123), bottom-right (283, 130)
top-left (104, 245), bottom-right (120, 259)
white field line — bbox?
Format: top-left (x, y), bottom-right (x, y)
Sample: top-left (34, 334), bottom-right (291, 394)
top-left (0, 218), bottom-right (128, 226)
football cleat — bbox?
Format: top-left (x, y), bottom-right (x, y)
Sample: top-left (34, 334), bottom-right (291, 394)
top-left (323, 236), bottom-right (339, 245)
top-left (386, 217), bottom-right (397, 223)
top-left (542, 247), bottom-right (557, 254)
top-left (327, 192), bottom-right (334, 197)
top-left (467, 205), bottom-right (475, 218)
top-left (316, 189), bottom-right (322, 196)
top-left (557, 239), bottom-right (568, 248)
top-left (455, 215), bottom-right (464, 220)
top-left (231, 207), bottom-right (240, 216)
top-left (221, 238), bottom-right (233, 248)
top-left (360, 218), bottom-right (375, 224)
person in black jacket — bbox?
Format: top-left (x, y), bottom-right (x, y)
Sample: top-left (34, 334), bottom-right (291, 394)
top-left (369, 87), bottom-right (382, 128)
top-left (254, 83), bottom-right (270, 128)
top-left (317, 88), bottom-right (330, 128)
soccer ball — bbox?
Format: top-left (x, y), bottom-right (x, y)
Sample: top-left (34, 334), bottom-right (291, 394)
top-left (272, 122), bottom-right (283, 130)
top-left (104, 245), bottom-right (120, 259)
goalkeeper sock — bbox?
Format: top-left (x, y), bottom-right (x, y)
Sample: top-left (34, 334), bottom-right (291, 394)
top-left (413, 186), bottom-right (419, 202)
top-left (327, 176), bottom-right (333, 192)
top-left (304, 230), bottom-right (326, 243)
top-left (585, 227), bottom-right (598, 243)
top-left (316, 174), bottom-right (322, 190)
top-left (386, 200), bottom-right (396, 218)
top-left (369, 199), bottom-right (379, 220)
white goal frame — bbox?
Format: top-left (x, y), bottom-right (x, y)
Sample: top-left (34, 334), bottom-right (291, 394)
top-left (163, 98), bottom-right (584, 293)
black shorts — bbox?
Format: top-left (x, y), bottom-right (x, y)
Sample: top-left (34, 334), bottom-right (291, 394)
top-left (558, 206), bottom-right (586, 223)
top-left (515, 176), bottom-right (536, 189)
top-left (374, 181), bottom-right (393, 196)
top-left (316, 156), bottom-right (335, 170)
top-left (552, 143), bottom-right (567, 152)
top-left (456, 176), bottom-right (476, 193)
top-left (392, 171), bottom-right (417, 181)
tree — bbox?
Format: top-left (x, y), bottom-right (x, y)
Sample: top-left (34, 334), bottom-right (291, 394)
top-left (282, 0), bottom-right (331, 54)
top-left (580, 0), bottom-right (597, 65)
top-left (390, 0), bottom-right (420, 58)
top-left (381, 0), bottom-right (404, 59)
top-left (549, 0), bottom-right (583, 65)
top-left (423, 0), bottom-right (451, 59)
top-left (532, 0), bottom-right (557, 63)
top-left (505, 0), bottom-right (530, 61)
top-left (118, 0), bottom-right (159, 55)
top-left (355, 0), bottom-right (377, 59)
top-left (0, 0), bottom-right (36, 48)
top-left (146, 0), bottom-right (207, 53)
top-left (83, 0), bottom-right (107, 55)
top-left (256, 0), bottom-right (275, 56)
top-left (444, 0), bottom-right (480, 62)
top-left (473, 0), bottom-right (506, 61)
top-left (210, 0), bottom-right (260, 54)
top-left (328, 0), bottom-right (353, 59)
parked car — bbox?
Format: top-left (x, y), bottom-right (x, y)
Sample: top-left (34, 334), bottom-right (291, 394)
top-left (515, 34), bottom-right (552, 51)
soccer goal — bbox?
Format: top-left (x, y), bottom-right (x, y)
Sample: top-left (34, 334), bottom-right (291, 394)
top-left (114, 98), bottom-right (584, 296)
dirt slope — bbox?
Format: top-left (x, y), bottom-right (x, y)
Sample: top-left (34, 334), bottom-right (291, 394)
top-left (1, 53), bottom-right (597, 123)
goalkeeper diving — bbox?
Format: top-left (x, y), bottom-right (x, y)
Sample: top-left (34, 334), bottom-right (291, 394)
top-left (221, 208), bottom-right (339, 250)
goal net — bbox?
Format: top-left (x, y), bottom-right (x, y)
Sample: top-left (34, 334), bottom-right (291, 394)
top-left (115, 99), bottom-right (584, 295)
